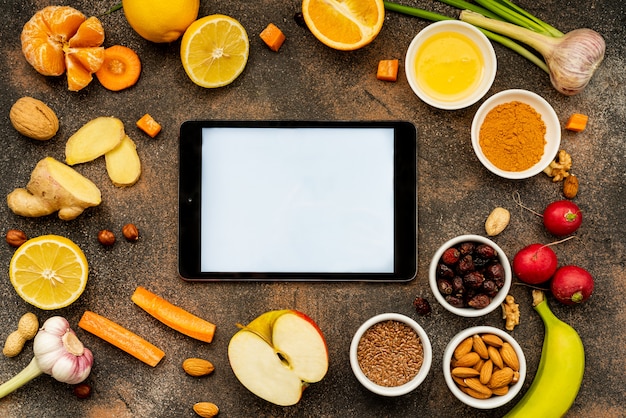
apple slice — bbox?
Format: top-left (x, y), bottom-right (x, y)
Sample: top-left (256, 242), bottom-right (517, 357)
top-left (228, 310), bottom-right (328, 406)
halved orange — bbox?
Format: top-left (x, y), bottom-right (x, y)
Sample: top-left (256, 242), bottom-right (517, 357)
top-left (302, 0), bottom-right (385, 51)
top-left (21, 6), bottom-right (105, 91)
top-left (9, 235), bottom-right (89, 310)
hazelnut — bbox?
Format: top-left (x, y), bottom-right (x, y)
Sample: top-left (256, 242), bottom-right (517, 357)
top-left (122, 223), bottom-right (139, 242)
top-left (98, 229), bottom-right (116, 246)
top-left (73, 383), bottom-right (92, 399)
top-left (6, 229), bottom-right (27, 247)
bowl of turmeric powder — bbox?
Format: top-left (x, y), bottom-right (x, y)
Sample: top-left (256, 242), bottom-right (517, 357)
top-left (471, 89), bottom-right (561, 179)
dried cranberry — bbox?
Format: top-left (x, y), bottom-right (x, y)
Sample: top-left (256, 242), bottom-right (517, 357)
top-left (452, 276), bottom-right (465, 294)
top-left (413, 297), bottom-right (432, 315)
top-left (458, 242), bottom-right (475, 255)
top-left (445, 295), bottom-right (465, 308)
top-left (475, 244), bottom-right (497, 259)
top-left (482, 280), bottom-right (499, 297)
top-left (468, 294), bottom-right (491, 309)
top-left (437, 263), bottom-right (455, 279)
top-left (456, 255), bottom-right (475, 275)
top-left (485, 262), bottom-right (505, 280)
top-left (464, 271), bottom-right (485, 289)
top-left (441, 247), bottom-right (461, 265)
top-left (437, 278), bottom-right (453, 295)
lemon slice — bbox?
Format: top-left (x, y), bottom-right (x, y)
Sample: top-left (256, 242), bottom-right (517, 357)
top-left (9, 235), bottom-right (88, 310)
top-left (180, 14), bottom-right (249, 88)
top-left (302, 0), bottom-right (385, 51)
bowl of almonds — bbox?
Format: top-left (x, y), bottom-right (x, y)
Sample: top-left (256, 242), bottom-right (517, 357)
top-left (443, 326), bottom-right (526, 409)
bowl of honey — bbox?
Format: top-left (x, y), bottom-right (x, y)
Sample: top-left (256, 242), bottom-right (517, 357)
top-left (405, 20), bottom-right (496, 110)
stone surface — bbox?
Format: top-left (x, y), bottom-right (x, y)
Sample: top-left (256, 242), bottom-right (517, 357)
top-left (0, 1), bottom-right (624, 417)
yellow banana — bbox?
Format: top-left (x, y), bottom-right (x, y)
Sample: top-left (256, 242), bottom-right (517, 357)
top-left (504, 290), bottom-right (585, 418)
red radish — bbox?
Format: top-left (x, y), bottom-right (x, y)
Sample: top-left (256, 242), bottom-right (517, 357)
top-left (550, 265), bottom-right (594, 305)
top-left (512, 243), bottom-right (558, 284)
top-left (543, 200), bottom-right (582, 236)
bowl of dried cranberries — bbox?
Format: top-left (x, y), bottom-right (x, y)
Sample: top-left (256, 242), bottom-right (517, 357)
top-left (429, 235), bottom-right (511, 317)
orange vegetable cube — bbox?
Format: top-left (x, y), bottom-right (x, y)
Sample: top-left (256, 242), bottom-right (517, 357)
top-left (136, 113), bottom-right (161, 138)
top-left (377, 59), bottom-right (399, 82)
top-left (565, 113), bottom-right (588, 132)
top-left (260, 23), bottom-right (286, 52)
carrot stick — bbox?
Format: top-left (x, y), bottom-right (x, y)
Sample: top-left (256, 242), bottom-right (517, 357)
top-left (131, 286), bottom-right (216, 343)
top-left (95, 45), bottom-right (141, 91)
top-left (78, 311), bottom-right (165, 367)
top-left (377, 59), bottom-right (399, 82)
top-left (565, 113), bottom-right (588, 132)
top-left (136, 113), bottom-right (161, 138)
top-left (260, 23), bottom-right (286, 52)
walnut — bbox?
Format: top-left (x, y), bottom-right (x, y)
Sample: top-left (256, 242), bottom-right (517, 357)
top-left (501, 295), bottom-right (520, 331)
top-left (9, 97), bottom-right (59, 141)
top-left (543, 149), bottom-right (572, 182)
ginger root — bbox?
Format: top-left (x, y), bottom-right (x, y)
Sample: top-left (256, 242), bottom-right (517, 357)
top-left (543, 149), bottom-right (572, 182)
top-left (501, 295), bottom-right (520, 331)
top-left (7, 157), bottom-right (101, 221)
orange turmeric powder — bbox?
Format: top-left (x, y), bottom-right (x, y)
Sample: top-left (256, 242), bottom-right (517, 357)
top-left (479, 101), bottom-right (546, 172)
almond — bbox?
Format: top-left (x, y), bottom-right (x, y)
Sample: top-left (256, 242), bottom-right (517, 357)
top-left (491, 385), bottom-right (510, 396)
top-left (461, 386), bottom-right (492, 399)
top-left (479, 359), bottom-right (494, 385)
top-left (453, 351), bottom-right (481, 368)
top-left (500, 343), bottom-right (520, 371)
top-left (488, 367), bottom-right (514, 388)
top-left (9, 97), bottom-right (59, 141)
top-left (472, 334), bottom-right (489, 359)
top-left (488, 345), bottom-right (504, 369)
top-left (481, 333), bottom-right (504, 348)
top-left (485, 207), bottom-right (510, 236)
top-left (451, 367), bottom-right (480, 378)
top-left (193, 402), bottom-right (219, 417)
top-left (183, 358), bottom-right (215, 377)
top-left (453, 337), bottom-right (473, 360)
top-left (563, 174), bottom-right (579, 199)
top-left (464, 377), bottom-right (493, 396)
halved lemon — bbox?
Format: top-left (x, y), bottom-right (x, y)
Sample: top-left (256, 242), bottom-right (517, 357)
top-left (9, 235), bottom-right (88, 310)
top-left (180, 14), bottom-right (249, 88)
top-left (302, 0), bottom-right (385, 51)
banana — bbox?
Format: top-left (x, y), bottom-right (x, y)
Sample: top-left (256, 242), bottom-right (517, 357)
top-left (504, 290), bottom-right (585, 418)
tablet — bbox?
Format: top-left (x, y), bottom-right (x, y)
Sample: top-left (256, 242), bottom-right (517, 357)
top-left (178, 120), bottom-right (416, 281)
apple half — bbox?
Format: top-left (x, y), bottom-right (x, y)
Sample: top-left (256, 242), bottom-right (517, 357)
top-left (228, 309), bottom-right (329, 406)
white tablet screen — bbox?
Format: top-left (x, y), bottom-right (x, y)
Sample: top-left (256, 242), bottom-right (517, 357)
top-left (199, 127), bottom-right (395, 273)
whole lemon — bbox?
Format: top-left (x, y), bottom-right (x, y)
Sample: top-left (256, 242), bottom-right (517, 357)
top-left (122, 0), bottom-right (200, 43)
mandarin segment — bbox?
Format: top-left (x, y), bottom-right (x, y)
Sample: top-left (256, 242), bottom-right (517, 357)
top-left (20, 6), bottom-right (105, 90)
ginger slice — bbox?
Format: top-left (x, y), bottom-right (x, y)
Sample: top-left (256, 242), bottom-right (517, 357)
top-left (105, 135), bottom-right (141, 187)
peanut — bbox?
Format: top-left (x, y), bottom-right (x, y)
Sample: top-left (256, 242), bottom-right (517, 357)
top-left (3, 312), bottom-right (39, 357)
top-left (485, 207), bottom-right (510, 236)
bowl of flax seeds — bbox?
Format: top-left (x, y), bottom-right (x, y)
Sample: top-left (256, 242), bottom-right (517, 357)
top-left (350, 313), bottom-right (432, 396)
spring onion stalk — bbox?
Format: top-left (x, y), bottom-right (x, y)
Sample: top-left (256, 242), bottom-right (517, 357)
top-left (461, 10), bottom-right (605, 95)
top-left (383, 1), bottom-right (549, 73)
top-left (473, 0), bottom-right (563, 37)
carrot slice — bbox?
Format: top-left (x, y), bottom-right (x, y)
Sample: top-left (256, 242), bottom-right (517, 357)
top-left (565, 113), bottom-right (588, 132)
top-left (131, 286), bottom-right (216, 343)
top-left (78, 310), bottom-right (165, 367)
top-left (136, 113), bottom-right (161, 138)
top-left (377, 59), bottom-right (399, 82)
top-left (95, 45), bottom-right (141, 91)
top-left (260, 23), bottom-right (286, 52)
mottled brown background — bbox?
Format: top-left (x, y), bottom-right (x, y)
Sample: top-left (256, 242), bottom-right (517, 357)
top-left (0, 1), bottom-right (624, 417)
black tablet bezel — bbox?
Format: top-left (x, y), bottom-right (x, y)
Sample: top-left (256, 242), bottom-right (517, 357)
top-left (178, 120), bottom-right (416, 282)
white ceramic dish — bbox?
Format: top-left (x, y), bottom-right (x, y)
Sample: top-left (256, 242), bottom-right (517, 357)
top-left (443, 326), bottom-right (526, 409)
top-left (349, 313), bottom-right (432, 396)
top-left (471, 89), bottom-right (561, 179)
top-left (429, 234), bottom-right (511, 318)
top-left (405, 20), bottom-right (496, 110)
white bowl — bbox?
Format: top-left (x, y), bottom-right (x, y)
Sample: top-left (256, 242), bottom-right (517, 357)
top-left (429, 235), bottom-right (511, 317)
top-left (443, 326), bottom-right (526, 409)
top-left (405, 20), bottom-right (496, 110)
top-left (471, 89), bottom-right (561, 179)
top-left (350, 313), bottom-right (432, 396)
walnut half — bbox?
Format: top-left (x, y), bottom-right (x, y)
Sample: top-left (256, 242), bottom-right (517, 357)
top-left (543, 149), bottom-right (572, 182)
